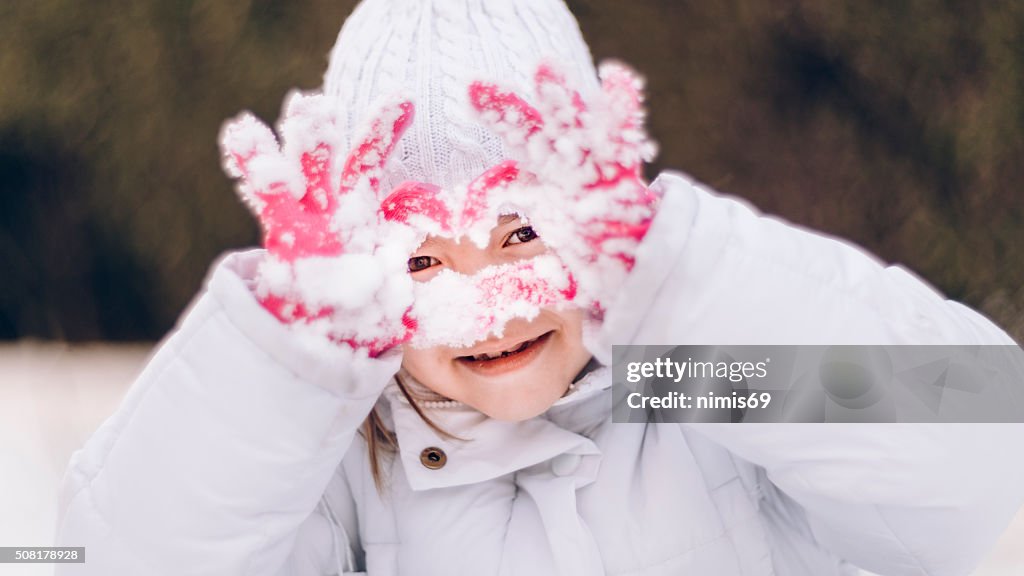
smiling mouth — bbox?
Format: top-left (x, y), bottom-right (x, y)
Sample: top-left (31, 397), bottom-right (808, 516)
top-left (457, 331), bottom-right (553, 363)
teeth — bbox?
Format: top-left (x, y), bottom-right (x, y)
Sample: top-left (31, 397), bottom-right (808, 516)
top-left (469, 336), bottom-right (539, 361)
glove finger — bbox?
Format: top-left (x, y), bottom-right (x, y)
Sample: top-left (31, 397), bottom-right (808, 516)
top-left (220, 113), bottom-right (290, 214)
top-left (598, 60), bottom-right (656, 173)
top-left (279, 91), bottom-right (343, 214)
top-left (534, 62), bottom-right (588, 131)
top-left (598, 61), bottom-right (643, 133)
top-left (532, 62), bottom-right (595, 175)
top-left (467, 81), bottom-right (544, 146)
top-left (340, 98), bottom-right (415, 194)
top-left (462, 160), bottom-right (523, 228)
top-left (380, 181), bottom-right (451, 233)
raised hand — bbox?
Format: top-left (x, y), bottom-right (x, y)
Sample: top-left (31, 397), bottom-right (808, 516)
top-left (467, 61), bottom-right (659, 313)
top-left (220, 92), bottom-right (418, 356)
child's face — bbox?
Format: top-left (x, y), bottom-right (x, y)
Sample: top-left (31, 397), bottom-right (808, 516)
top-left (401, 215), bottom-right (592, 421)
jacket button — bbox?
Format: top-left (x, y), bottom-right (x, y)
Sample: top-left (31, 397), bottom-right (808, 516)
top-left (420, 447), bottom-right (447, 470)
top-left (551, 453), bottom-right (581, 477)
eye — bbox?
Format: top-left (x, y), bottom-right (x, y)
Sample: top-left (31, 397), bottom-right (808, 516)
top-left (408, 255), bottom-right (441, 273)
top-left (504, 226), bottom-right (538, 247)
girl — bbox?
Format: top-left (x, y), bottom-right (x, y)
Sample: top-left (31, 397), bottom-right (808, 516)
top-left (56, 0), bottom-right (1024, 575)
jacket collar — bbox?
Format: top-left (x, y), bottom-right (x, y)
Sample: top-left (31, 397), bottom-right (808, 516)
top-left (381, 366), bottom-right (612, 491)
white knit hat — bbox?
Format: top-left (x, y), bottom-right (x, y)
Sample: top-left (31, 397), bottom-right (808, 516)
top-left (322, 0), bottom-right (601, 192)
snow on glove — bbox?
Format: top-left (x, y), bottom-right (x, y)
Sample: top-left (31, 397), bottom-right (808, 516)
top-left (377, 164), bottom-right (576, 349)
top-left (467, 61), bottom-right (659, 314)
top-left (220, 91), bottom-right (420, 357)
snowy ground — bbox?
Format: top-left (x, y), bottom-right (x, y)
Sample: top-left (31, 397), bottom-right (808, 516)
top-left (1, 341), bottom-right (1022, 576)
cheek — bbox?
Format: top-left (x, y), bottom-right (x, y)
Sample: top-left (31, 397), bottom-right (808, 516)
top-left (400, 344), bottom-right (461, 398)
top-left (553, 308), bottom-right (591, 361)
top-left (515, 238), bottom-right (550, 259)
top-left (400, 346), bottom-right (440, 382)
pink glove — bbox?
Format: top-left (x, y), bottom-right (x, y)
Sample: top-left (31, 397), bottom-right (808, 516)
top-left (467, 61), bottom-right (659, 313)
top-left (220, 92), bottom-right (419, 357)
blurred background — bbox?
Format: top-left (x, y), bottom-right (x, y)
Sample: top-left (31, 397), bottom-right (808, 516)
top-left (2, 0), bottom-right (1023, 342)
top-left (0, 1), bottom-right (1022, 574)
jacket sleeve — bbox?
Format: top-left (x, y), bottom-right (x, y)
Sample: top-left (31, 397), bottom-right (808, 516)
top-left (596, 171), bottom-right (1024, 576)
top-left (54, 249), bottom-right (399, 576)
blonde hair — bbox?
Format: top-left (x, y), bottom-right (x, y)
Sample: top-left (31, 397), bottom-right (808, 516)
top-left (359, 372), bottom-right (463, 493)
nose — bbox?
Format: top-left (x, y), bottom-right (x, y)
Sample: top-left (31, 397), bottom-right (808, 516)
top-left (448, 241), bottom-right (494, 276)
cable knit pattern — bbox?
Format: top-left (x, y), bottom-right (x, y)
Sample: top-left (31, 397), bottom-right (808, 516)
top-left (322, 0), bottom-right (600, 192)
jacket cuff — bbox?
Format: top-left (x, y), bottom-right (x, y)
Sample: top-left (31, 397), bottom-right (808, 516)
top-left (201, 249), bottom-right (402, 397)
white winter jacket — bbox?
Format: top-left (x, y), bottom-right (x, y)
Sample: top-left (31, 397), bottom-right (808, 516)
top-left (55, 172), bottom-right (1024, 576)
